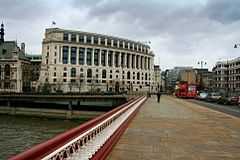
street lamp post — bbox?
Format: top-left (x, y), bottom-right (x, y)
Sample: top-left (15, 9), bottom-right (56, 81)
top-left (197, 61), bottom-right (207, 90)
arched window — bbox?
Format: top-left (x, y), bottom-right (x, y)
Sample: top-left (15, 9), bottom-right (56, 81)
top-left (4, 64), bottom-right (10, 79)
top-left (71, 68), bottom-right (76, 77)
top-left (87, 69), bottom-right (92, 78)
top-left (145, 73), bottom-right (148, 80)
top-left (137, 72), bottom-right (140, 80)
top-left (127, 71), bottom-right (131, 79)
top-left (102, 70), bottom-right (106, 78)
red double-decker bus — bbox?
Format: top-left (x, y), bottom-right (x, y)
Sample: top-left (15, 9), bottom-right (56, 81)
top-left (175, 82), bottom-right (197, 98)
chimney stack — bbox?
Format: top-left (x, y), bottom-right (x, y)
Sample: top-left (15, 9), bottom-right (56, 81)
top-left (21, 42), bottom-right (25, 53)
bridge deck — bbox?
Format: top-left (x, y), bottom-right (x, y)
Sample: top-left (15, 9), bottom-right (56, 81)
top-left (107, 96), bottom-right (240, 160)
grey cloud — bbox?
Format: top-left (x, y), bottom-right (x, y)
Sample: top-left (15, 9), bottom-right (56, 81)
top-left (204, 0), bottom-right (240, 24)
top-left (0, 0), bottom-right (53, 21)
top-left (1, 0), bottom-right (240, 69)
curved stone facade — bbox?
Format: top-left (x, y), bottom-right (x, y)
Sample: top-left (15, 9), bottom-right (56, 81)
top-left (38, 28), bottom-right (155, 93)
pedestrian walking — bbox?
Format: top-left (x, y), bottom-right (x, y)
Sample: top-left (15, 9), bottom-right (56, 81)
top-left (157, 91), bottom-right (161, 103)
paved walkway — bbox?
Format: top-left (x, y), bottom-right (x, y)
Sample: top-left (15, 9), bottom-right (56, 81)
top-left (107, 96), bottom-right (240, 160)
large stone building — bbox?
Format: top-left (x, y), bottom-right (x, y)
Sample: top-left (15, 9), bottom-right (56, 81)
top-left (38, 28), bottom-right (155, 93)
top-left (213, 58), bottom-right (240, 95)
top-left (0, 23), bottom-right (31, 92)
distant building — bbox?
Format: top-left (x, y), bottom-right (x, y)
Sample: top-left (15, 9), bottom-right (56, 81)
top-left (165, 66), bottom-right (193, 91)
top-left (0, 23), bottom-right (31, 92)
top-left (153, 65), bottom-right (161, 92)
top-left (213, 58), bottom-right (240, 95)
top-left (26, 54), bottom-right (42, 92)
top-left (195, 69), bottom-right (214, 90)
top-left (179, 69), bottom-right (197, 84)
top-left (38, 28), bottom-right (155, 93)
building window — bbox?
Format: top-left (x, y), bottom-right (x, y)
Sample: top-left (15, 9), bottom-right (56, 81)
top-left (54, 72), bottom-right (56, 77)
top-left (101, 50), bottom-right (106, 66)
top-left (63, 79), bottom-right (67, 82)
top-left (94, 49), bottom-right (99, 66)
top-left (86, 35), bottom-right (92, 44)
top-left (132, 55), bottom-right (135, 68)
top-left (119, 41), bottom-right (123, 48)
top-left (54, 52), bottom-right (57, 56)
top-left (63, 72), bottom-right (67, 77)
top-left (64, 67), bottom-right (67, 71)
top-left (121, 53), bottom-right (124, 67)
top-left (113, 40), bottom-right (117, 47)
top-left (108, 51), bottom-right (113, 66)
top-left (127, 71), bottom-right (130, 79)
top-left (107, 39), bottom-right (112, 46)
top-left (130, 43), bottom-right (133, 50)
top-left (102, 70), bottom-right (106, 78)
top-left (54, 59), bottom-right (57, 64)
top-left (4, 64), bottom-right (10, 79)
top-left (127, 54), bottom-right (130, 68)
top-left (79, 34), bottom-right (84, 43)
top-left (145, 73), bottom-right (148, 80)
top-left (71, 47), bottom-right (77, 64)
top-left (134, 44), bottom-right (137, 51)
top-left (87, 48), bottom-right (92, 65)
top-left (87, 69), bottom-right (92, 78)
top-left (79, 47), bottom-right (85, 65)
top-left (137, 72), bottom-right (140, 80)
top-left (71, 34), bottom-right (76, 42)
top-left (62, 46), bottom-right (69, 64)
top-left (94, 36), bottom-right (98, 45)
top-left (63, 33), bottom-right (69, 41)
top-left (100, 37), bottom-right (105, 45)
top-left (110, 74), bottom-right (112, 79)
top-left (115, 52), bottom-right (119, 67)
top-left (2, 49), bottom-right (7, 54)
top-left (71, 68), bottom-right (76, 77)
top-left (53, 78), bottom-right (57, 82)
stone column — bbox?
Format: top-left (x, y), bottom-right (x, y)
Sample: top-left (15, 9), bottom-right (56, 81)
top-left (106, 50), bottom-right (109, 66)
top-left (124, 53), bottom-right (127, 68)
top-left (76, 48), bottom-right (79, 65)
top-left (84, 48), bottom-right (87, 65)
top-left (134, 55), bottom-right (136, 69)
top-left (91, 49), bottom-right (94, 66)
top-left (129, 53), bottom-right (132, 69)
top-left (145, 57), bottom-right (147, 70)
top-left (68, 46), bottom-right (71, 65)
top-left (112, 51), bottom-right (115, 67)
top-left (99, 50), bottom-right (102, 66)
top-left (119, 52), bottom-right (121, 68)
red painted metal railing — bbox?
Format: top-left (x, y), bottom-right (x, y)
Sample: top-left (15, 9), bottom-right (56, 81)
top-left (9, 96), bottom-right (146, 160)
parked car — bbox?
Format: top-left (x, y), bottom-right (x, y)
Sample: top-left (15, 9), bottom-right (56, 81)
top-left (228, 96), bottom-right (240, 105)
top-left (196, 92), bottom-right (208, 100)
top-left (206, 92), bottom-right (222, 102)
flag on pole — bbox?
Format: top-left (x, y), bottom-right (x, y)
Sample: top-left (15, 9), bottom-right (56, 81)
top-left (52, 21), bottom-right (56, 25)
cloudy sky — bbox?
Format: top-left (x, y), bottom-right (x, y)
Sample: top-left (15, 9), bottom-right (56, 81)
top-left (1, 0), bottom-right (240, 70)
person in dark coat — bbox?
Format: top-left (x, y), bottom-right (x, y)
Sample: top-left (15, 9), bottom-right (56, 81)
top-left (157, 92), bottom-right (161, 103)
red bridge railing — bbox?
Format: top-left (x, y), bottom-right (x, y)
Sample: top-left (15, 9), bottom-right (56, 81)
top-left (9, 96), bottom-right (147, 160)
